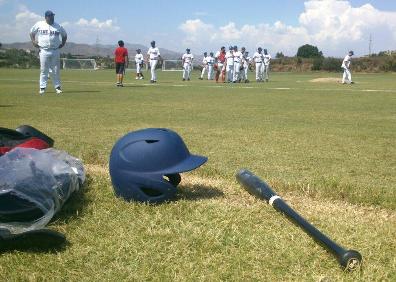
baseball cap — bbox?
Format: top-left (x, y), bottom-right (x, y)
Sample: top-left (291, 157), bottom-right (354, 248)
top-left (45, 10), bottom-right (55, 17)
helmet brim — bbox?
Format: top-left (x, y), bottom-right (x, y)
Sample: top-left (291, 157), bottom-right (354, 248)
top-left (162, 154), bottom-right (207, 174)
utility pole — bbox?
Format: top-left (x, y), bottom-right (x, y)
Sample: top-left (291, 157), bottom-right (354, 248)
top-left (95, 36), bottom-right (100, 55)
top-left (368, 34), bottom-right (372, 56)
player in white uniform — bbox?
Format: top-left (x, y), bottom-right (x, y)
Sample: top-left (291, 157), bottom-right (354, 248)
top-left (146, 41), bottom-right (161, 83)
top-left (225, 46), bottom-right (234, 82)
top-left (232, 46), bottom-right (243, 83)
top-left (262, 49), bottom-right (271, 82)
top-left (30, 10), bottom-right (67, 95)
top-left (182, 48), bottom-right (194, 81)
top-left (252, 47), bottom-right (263, 82)
top-left (207, 52), bottom-right (215, 80)
top-left (135, 49), bottom-right (144, 80)
top-left (199, 52), bottom-right (208, 80)
top-left (341, 51), bottom-right (354, 84)
top-left (240, 48), bottom-right (251, 83)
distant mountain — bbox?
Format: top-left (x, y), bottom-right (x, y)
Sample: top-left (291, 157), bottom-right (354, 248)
top-left (2, 42), bottom-right (183, 60)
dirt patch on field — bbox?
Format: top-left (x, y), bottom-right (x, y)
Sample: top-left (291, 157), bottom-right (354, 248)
top-left (310, 77), bottom-right (341, 83)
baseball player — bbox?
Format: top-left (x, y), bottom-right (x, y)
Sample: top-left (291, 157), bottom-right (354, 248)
top-left (182, 48), bottom-right (194, 81)
top-left (341, 51), bottom-right (354, 84)
top-left (199, 52), bottom-right (208, 80)
top-left (252, 47), bottom-right (263, 82)
top-left (135, 49), bottom-right (144, 80)
top-left (146, 41), bottom-right (161, 83)
top-left (232, 46), bottom-right (243, 83)
top-left (262, 49), bottom-right (271, 82)
top-left (114, 40), bottom-right (128, 87)
top-left (225, 46), bottom-right (234, 82)
top-left (240, 49), bottom-right (251, 83)
top-left (215, 46), bottom-right (226, 83)
top-left (207, 52), bottom-right (215, 80)
top-left (30, 10), bottom-right (67, 95)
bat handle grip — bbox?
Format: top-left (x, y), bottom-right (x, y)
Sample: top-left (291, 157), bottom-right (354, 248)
top-left (236, 169), bottom-right (276, 201)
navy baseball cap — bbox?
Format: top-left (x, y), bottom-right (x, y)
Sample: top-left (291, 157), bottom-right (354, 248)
top-left (45, 10), bottom-right (55, 17)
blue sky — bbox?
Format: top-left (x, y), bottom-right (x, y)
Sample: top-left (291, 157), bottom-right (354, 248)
top-left (1, 0), bottom-right (395, 56)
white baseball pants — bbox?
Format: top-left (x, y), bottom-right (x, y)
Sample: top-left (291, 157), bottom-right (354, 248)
top-left (255, 62), bottom-right (263, 81)
top-left (39, 49), bottom-right (61, 89)
top-left (183, 63), bottom-right (192, 80)
top-left (233, 62), bottom-right (241, 82)
top-left (342, 67), bottom-right (352, 83)
top-left (208, 65), bottom-right (214, 79)
top-left (226, 64), bottom-right (234, 82)
top-left (150, 59), bottom-right (158, 81)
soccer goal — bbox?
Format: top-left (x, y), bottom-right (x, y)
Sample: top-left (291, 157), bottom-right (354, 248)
top-left (61, 58), bottom-right (98, 70)
top-left (162, 60), bottom-right (187, 71)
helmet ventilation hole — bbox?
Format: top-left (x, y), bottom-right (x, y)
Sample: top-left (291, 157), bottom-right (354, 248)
top-left (141, 187), bottom-right (162, 197)
top-left (145, 140), bottom-right (159, 144)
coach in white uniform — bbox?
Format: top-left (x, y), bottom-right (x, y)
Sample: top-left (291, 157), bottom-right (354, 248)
top-left (147, 41), bottom-right (161, 83)
top-left (341, 51), bottom-right (354, 84)
top-left (182, 48), bottom-right (194, 81)
top-left (262, 49), bottom-right (271, 82)
top-left (252, 47), bottom-right (263, 82)
top-left (30, 10), bottom-right (67, 95)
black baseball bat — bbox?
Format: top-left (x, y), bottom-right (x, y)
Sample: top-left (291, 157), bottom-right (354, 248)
top-left (236, 169), bottom-right (362, 271)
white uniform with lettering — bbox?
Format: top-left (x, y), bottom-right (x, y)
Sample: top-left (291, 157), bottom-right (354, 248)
top-left (30, 20), bottom-right (67, 90)
top-left (252, 52), bottom-right (263, 81)
top-left (147, 47), bottom-right (160, 81)
top-left (225, 51), bottom-right (234, 82)
top-left (206, 55), bottom-right (215, 80)
top-left (341, 54), bottom-right (352, 83)
top-left (135, 53), bottom-right (144, 75)
top-left (182, 53), bottom-right (194, 80)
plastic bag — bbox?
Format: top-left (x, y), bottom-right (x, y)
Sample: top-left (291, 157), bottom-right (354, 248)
top-left (0, 148), bottom-right (85, 234)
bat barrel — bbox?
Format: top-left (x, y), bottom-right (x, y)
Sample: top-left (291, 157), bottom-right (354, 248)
top-left (236, 169), bottom-right (362, 271)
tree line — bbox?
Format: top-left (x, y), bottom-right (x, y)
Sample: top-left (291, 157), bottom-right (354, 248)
top-left (0, 43), bottom-right (395, 72)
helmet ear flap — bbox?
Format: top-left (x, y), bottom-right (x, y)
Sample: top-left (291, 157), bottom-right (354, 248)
top-left (164, 173), bottom-right (181, 187)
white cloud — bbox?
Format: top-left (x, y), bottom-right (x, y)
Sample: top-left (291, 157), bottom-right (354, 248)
top-left (179, 0), bottom-right (396, 56)
top-left (0, 6), bottom-right (121, 45)
top-left (66, 18), bottom-right (121, 44)
top-left (0, 5), bottom-right (41, 42)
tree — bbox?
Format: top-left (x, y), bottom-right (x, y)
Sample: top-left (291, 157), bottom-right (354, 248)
top-left (296, 44), bottom-right (323, 58)
top-left (275, 52), bottom-right (285, 58)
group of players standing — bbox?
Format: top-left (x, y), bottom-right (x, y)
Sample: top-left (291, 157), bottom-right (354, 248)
top-left (182, 46), bottom-right (272, 83)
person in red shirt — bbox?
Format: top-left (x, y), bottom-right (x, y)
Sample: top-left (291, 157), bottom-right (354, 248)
top-left (114, 40), bottom-right (128, 87)
top-left (215, 46), bottom-right (226, 83)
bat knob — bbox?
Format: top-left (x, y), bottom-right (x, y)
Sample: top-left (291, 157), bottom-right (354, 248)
top-left (340, 250), bottom-right (362, 271)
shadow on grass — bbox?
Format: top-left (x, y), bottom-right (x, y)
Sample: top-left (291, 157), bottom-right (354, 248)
top-left (177, 183), bottom-right (224, 201)
top-left (0, 175), bottom-right (93, 254)
top-left (0, 105), bottom-right (15, 107)
top-left (65, 90), bottom-right (101, 94)
top-left (121, 85), bottom-right (146, 88)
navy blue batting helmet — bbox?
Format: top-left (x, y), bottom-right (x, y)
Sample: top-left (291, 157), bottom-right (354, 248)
top-left (109, 128), bottom-right (207, 204)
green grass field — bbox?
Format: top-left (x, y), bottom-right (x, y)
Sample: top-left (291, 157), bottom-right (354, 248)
top-left (0, 69), bottom-right (395, 280)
